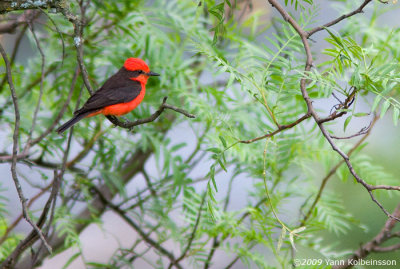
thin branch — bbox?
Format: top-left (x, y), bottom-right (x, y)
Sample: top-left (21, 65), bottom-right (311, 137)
top-left (93, 187), bottom-right (183, 269)
top-left (333, 203), bottom-right (400, 269)
top-left (238, 113), bottom-right (311, 144)
top-left (318, 88), bottom-right (357, 124)
top-left (307, 0), bottom-right (377, 38)
top-left (0, 183), bottom-right (52, 245)
top-left (0, 174), bottom-right (61, 269)
top-left (301, 115), bottom-right (378, 225)
top-left (59, 1), bottom-right (94, 94)
top-left (31, 66), bottom-right (79, 144)
top-left (168, 193), bottom-right (206, 268)
top-left (0, 10), bottom-right (38, 33)
top-left (0, 21), bottom-right (29, 94)
top-left (0, 42), bottom-right (52, 255)
top-left (106, 97), bottom-right (195, 130)
top-left (24, 22), bottom-right (46, 153)
top-left (330, 121), bottom-right (371, 140)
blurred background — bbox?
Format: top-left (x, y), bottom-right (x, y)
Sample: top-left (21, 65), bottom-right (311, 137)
top-left (0, 0), bottom-right (400, 268)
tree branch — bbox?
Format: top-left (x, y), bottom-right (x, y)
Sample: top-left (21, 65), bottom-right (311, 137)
top-left (0, 0), bottom-right (62, 14)
top-left (266, 0), bottom-right (400, 222)
top-left (106, 97), bottom-right (195, 130)
top-left (333, 203), bottom-right (400, 269)
top-left (0, 42), bottom-right (52, 257)
top-left (93, 187), bottom-right (183, 269)
top-left (307, 0), bottom-right (378, 38)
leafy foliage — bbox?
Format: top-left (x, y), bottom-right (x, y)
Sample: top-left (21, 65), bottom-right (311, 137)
top-left (0, 0), bottom-right (399, 268)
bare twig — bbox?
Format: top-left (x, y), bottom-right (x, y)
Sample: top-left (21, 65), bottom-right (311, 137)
top-left (0, 174), bottom-right (60, 269)
top-left (0, 10), bottom-right (39, 33)
top-left (307, 0), bottom-right (377, 38)
top-left (93, 187), bottom-right (184, 269)
top-left (24, 22), bottom-right (46, 153)
top-left (0, 21), bottom-right (29, 94)
top-left (31, 66), bottom-right (79, 144)
top-left (0, 43), bottom-right (52, 255)
top-left (238, 113), bottom-right (311, 144)
top-left (330, 121), bottom-right (372, 140)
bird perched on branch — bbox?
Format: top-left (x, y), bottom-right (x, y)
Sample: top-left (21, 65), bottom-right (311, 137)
top-left (57, 58), bottom-right (159, 134)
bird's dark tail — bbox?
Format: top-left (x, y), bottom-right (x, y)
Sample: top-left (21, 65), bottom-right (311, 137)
top-left (56, 112), bottom-right (90, 134)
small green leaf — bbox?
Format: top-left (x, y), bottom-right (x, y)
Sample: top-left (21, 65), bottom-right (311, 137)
top-left (217, 159), bottom-right (227, 172)
top-left (206, 147), bottom-right (221, 154)
top-left (393, 107), bottom-right (399, 126)
top-left (344, 115), bottom-right (352, 132)
top-left (353, 112), bottom-right (369, 117)
top-left (277, 227), bottom-right (287, 252)
top-left (371, 95), bottom-right (382, 112)
top-left (380, 99), bottom-right (391, 118)
top-left (219, 136), bottom-right (227, 147)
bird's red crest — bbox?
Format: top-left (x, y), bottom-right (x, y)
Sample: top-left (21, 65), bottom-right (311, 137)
top-left (124, 58), bottom-right (150, 72)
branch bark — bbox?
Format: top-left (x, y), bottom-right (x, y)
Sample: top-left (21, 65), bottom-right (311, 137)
top-left (0, 0), bottom-right (62, 14)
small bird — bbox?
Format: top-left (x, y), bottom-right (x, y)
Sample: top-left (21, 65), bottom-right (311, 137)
top-left (56, 58), bottom-right (159, 134)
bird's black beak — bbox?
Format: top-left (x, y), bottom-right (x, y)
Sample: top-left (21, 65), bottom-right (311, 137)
top-left (147, 71), bottom-right (160, 76)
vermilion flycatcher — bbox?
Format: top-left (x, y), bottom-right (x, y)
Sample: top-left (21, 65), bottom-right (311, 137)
top-left (56, 58), bottom-right (159, 134)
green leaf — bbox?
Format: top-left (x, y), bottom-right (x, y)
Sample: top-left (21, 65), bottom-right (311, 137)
top-left (219, 136), bottom-right (227, 147)
top-left (371, 95), bottom-right (382, 112)
top-left (393, 107), bottom-right (399, 126)
top-left (62, 252), bottom-right (81, 269)
top-left (380, 99), bottom-right (391, 118)
top-left (353, 112), bottom-right (369, 117)
top-left (206, 147), bottom-right (221, 154)
top-left (344, 115), bottom-right (352, 132)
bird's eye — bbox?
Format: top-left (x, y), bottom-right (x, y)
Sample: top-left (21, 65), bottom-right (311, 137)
top-left (138, 70), bottom-right (144, 74)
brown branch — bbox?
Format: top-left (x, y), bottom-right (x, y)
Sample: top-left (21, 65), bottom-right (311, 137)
top-left (0, 42), bottom-right (52, 255)
top-left (58, 1), bottom-right (94, 95)
top-left (301, 115), bottom-right (378, 225)
top-left (0, 183), bottom-right (52, 245)
top-left (238, 113), bottom-right (311, 144)
top-left (0, 174), bottom-right (61, 269)
top-left (333, 203), bottom-right (400, 269)
top-left (330, 124), bottom-right (370, 140)
top-left (24, 21), bottom-right (46, 153)
top-left (168, 193), bottom-right (206, 268)
top-left (307, 0), bottom-right (377, 38)
top-left (318, 89), bottom-right (357, 124)
top-left (106, 97), bottom-right (195, 130)
top-left (0, 21), bottom-right (30, 94)
top-left (93, 187), bottom-right (183, 269)
top-left (266, 0), bottom-right (400, 222)
top-left (0, 10), bottom-right (39, 33)
top-left (0, 152), bottom-right (30, 162)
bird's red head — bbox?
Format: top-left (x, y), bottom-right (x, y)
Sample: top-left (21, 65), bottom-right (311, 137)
top-left (124, 58), bottom-right (150, 73)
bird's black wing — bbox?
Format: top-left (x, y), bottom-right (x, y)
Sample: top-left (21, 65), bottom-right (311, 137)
top-left (75, 69), bottom-right (142, 115)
